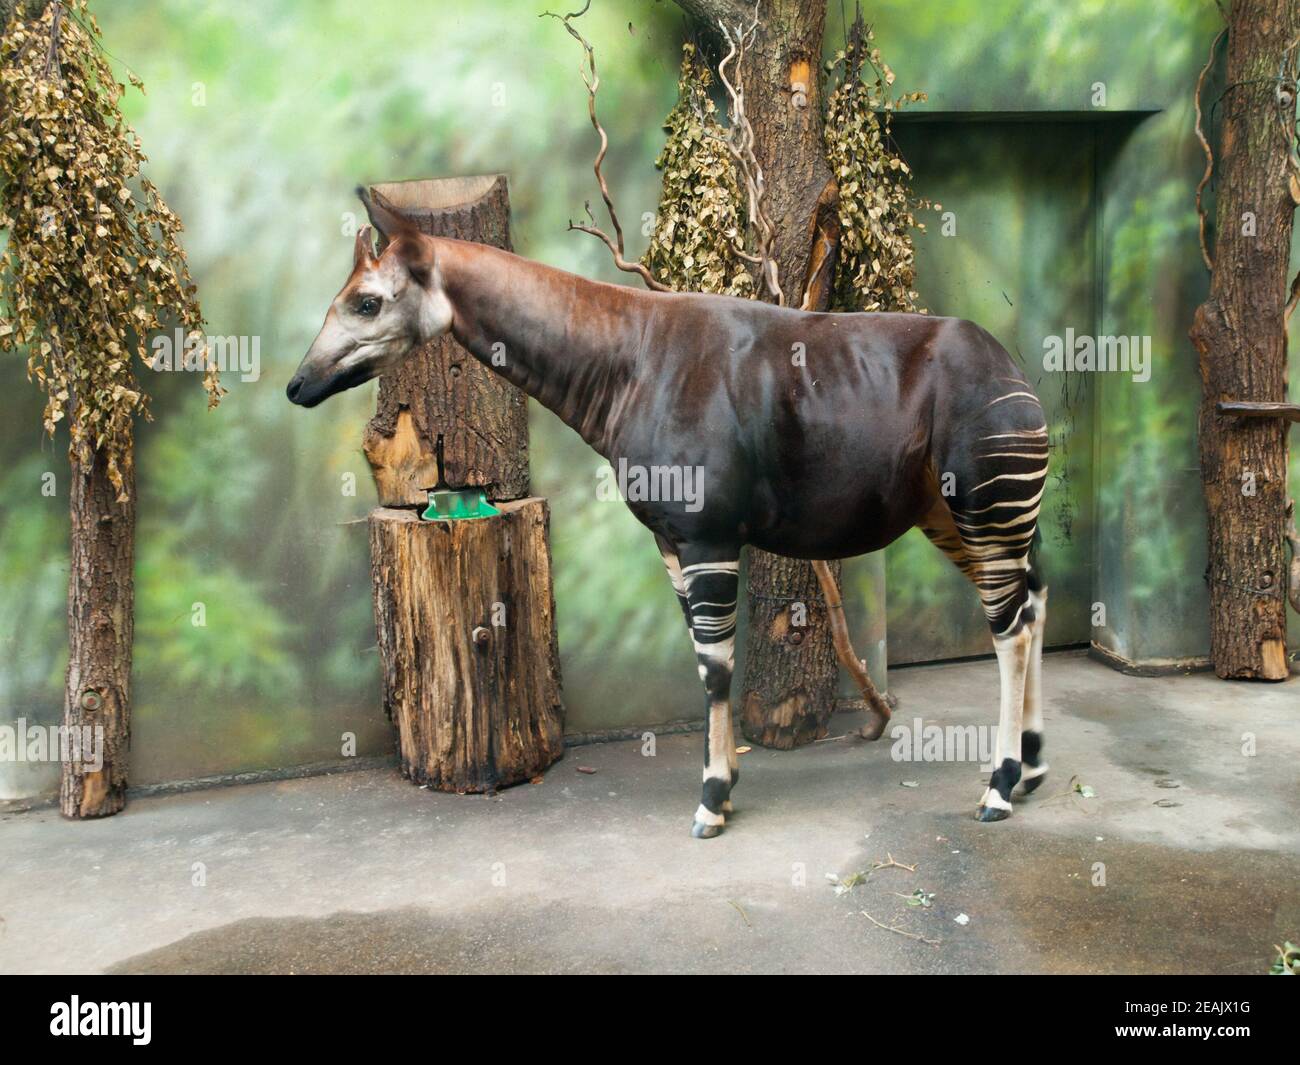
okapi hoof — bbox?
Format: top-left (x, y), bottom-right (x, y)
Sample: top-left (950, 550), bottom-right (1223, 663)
top-left (692, 804), bottom-right (725, 838)
top-left (977, 790), bottom-right (1013, 827)
top-left (1019, 771), bottom-right (1048, 795)
top-left (975, 802), bottom-right (1011, 823)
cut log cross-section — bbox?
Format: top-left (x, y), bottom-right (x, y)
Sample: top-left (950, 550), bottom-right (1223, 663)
top-left (369, 501), bottom-right (564, 792)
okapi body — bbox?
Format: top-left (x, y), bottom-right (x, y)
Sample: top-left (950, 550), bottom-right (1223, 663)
top-left (288, 204), bottom-right (1050, 837)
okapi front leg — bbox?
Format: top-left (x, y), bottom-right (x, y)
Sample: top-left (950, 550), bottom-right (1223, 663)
top-left (659, 535), bottom-right (737, 805)
top-left (677, 549), bottom-right (740, 839)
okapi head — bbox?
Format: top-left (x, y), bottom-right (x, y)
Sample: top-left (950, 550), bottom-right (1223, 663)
top-left (286, 192), bottom-right (451, 407)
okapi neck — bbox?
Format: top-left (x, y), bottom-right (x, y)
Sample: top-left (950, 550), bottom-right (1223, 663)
top-left (434, 238), bottom-right (647, 456)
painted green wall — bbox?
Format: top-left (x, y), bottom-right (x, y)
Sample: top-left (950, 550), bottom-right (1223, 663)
top-left (1, 1), bottom-right (1293, 801)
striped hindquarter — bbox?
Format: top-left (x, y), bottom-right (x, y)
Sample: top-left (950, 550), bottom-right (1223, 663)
top-left (921, 389), bottom-right (1051, 821)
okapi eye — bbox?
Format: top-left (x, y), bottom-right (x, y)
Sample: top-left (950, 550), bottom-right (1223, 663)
top-left (357, 296), bottom-right (382, 318)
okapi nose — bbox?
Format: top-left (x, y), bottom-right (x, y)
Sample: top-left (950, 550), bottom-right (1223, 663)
top-left (286, 374), bottom-right (304, 403)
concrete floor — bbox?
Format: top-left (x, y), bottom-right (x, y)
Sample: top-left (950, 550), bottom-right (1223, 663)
top-left (1, 651), bottom-right (1296, 974)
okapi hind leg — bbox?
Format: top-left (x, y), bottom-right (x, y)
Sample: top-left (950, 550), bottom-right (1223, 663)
top-left (918, 470), bottom-right (1044, 820)
top-left (1019, 575), bottom-right (1049, 795)
top-left (978, 620), bottom-right (1031, 821)
top-left (673, 545), bottom-right (740, 839)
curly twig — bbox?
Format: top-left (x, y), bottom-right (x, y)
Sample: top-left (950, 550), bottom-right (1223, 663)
top-left (542, 2), bottom-right (669, 292)
top-left (1285, 500), bottom-right (1300, 615)
top-left (715, 2), bottom-right (783, 304)
top-left (1194, 27), bottom-right (1227, 272)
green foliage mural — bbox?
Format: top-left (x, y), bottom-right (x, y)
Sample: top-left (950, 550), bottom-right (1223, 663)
top-left (0, 0), bottom-right (1295, 800)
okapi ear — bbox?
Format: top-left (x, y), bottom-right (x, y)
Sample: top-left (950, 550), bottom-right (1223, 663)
top-left (356, 185), bottom-right (414, 245)
top-left (353, 224), bottom-right (375, 269)
top-left (398, 233), bottom-right (435, 289)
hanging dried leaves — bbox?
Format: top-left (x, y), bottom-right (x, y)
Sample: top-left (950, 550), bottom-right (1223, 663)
top-left (642, 44), bottom-right (754, 298)
top-left (0, 1), bottom-right (220, 501)
top-left (823, 14), bottom-right (929, 313)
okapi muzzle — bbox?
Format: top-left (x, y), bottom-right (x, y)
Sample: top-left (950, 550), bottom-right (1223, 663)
top-left (289, 191), bottom-right (1052, 838)
top-left (286, 223), bottom-right (450, 407)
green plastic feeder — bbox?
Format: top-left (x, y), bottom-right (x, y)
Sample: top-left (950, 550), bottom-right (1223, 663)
top-left (422, 487), bottom-right (501, 522)
top-left (420, 434), bottom-right (501, 521)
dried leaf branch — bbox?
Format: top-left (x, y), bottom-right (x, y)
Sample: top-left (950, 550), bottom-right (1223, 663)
top-left (823, 8), bottom-right (928, 313)
top-left (641, 44), bottom-right (755, 297)
top-left (542, 1), bottom-right (669, 292)
top-left (0, 0), bottom-right (220, 501)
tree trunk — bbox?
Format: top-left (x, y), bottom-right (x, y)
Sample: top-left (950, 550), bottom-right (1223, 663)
top-left (732, 0), bottom-right (845, 747)
top-left (362, 175), bottom-right (530, 506)
top-left (672, 0), bottom-right (848, 747)
top-left (1189, 0), bottom-right (1299, 680)
top-left (369, 500), bottom-right (564, 792)
top-left (61, 443), bottom-right (133, 818)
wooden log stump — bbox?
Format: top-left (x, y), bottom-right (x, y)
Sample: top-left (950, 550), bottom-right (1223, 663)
top-left (362, 175), bottom-right (529, 506)
top-left (369, 499), bottom-right (564, 792)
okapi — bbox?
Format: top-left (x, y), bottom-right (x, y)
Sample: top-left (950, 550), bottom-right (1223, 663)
top-left (287, 195), bottom-right (1051, 837)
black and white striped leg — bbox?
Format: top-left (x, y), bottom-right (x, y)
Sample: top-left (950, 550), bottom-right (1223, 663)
top-left (669, 546), bottom-right (740, 839)
top-left (976, 620), bottom-right (1030, 822)
top-left (1019, 583), bottom-right (1049, 795)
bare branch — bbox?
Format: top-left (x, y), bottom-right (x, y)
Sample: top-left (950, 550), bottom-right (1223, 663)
top-left (860, 910), bottom-right (941, 947)
top-left (1286, 500), bottom-right (1300, 615)
top-left (1194, 27), bottom-right (1226, 272)
top-left (715, 3), bottom-right (783, 304)
top-left (40, 0), bottom-right (63, 82)
top-left (543, 2), bottom-right (670, 292)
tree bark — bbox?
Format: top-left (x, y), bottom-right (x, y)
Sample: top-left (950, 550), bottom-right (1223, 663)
top-left (730, 0), bottom-right (846, 747)
top-left (362, 175), bottom-right (530, 505)
top-left (61, 443), bottom-right (133, 818)
top-left (369, 500), bottom-right (564, 792)
top-left (1189, 0), bottom-right (1299, 680)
